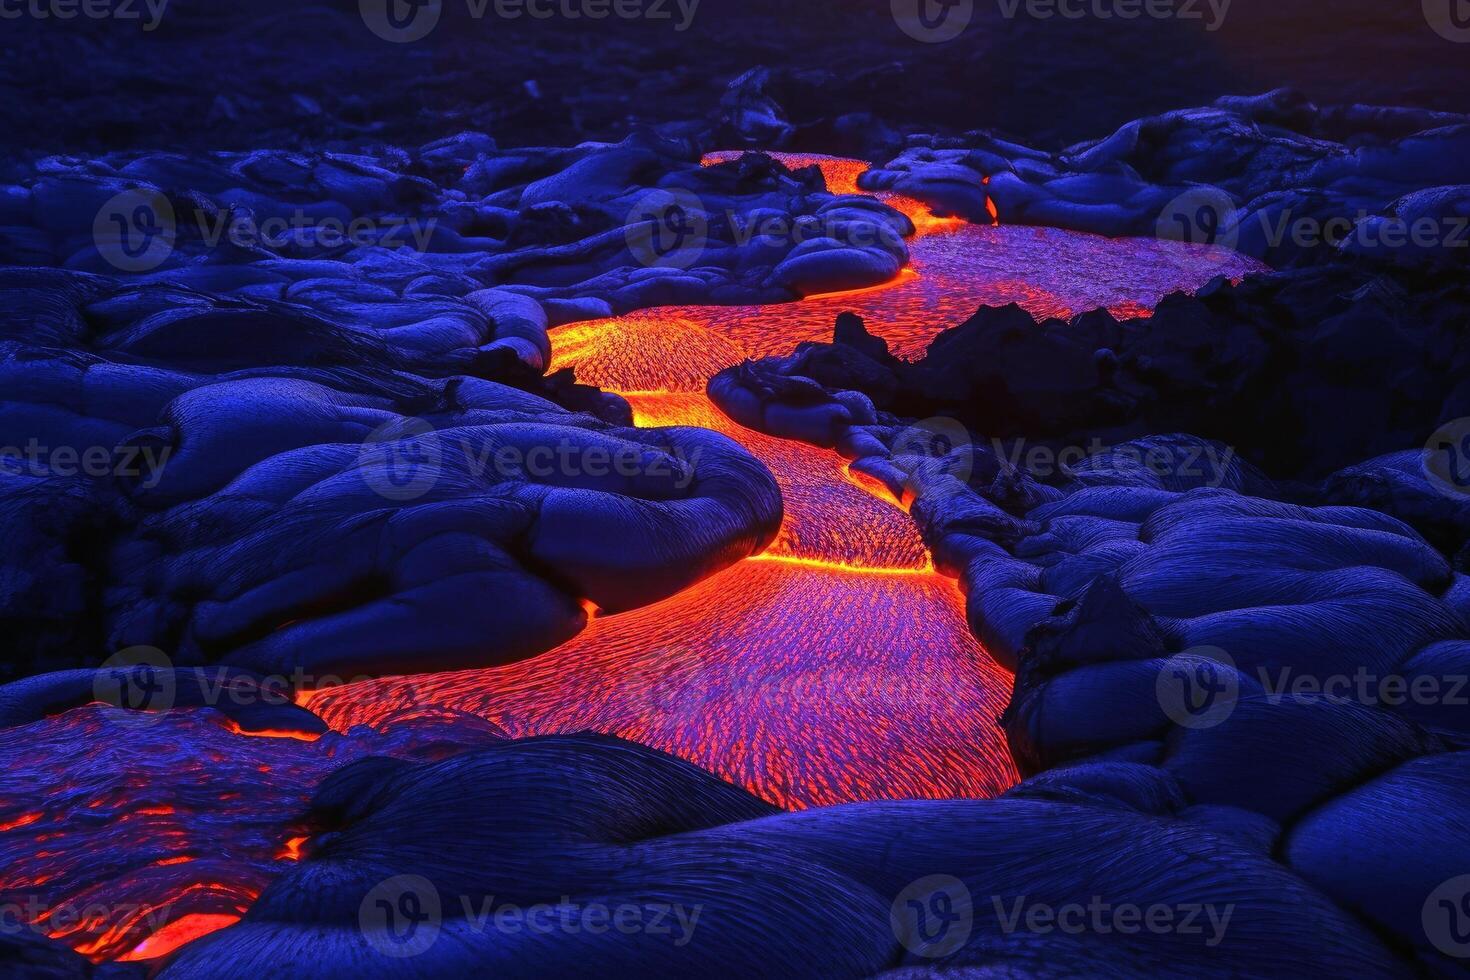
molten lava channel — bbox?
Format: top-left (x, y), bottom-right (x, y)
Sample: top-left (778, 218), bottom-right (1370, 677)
top-left (0, 152), bottom-right (1262, 963)
top-left (306, 154), bottom-right (1261, 808)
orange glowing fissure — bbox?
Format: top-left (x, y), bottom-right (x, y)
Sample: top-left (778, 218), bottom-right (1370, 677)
top-left (0, 152), bottom-right (1262, 964)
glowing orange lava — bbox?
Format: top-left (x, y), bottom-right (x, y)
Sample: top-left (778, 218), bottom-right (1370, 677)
top-left (1, 151), bottom-right (1265, 963)
top-left (276, 835), bottom-right (308, 861)
top-left (308, 555), bottom-right (1019, 808)
top-left (704, 150), bottom-right (965, 236)
top-left (304, 155), bottom-right (1258, 809)
top-left (118, 913), bottom-right (243, 962)
top-left (626, 391), bottom-right (929, 570)
top-left (0, 707), bottom-right (501, 961)
top-left (304, 372), bottom-right (1004, 807)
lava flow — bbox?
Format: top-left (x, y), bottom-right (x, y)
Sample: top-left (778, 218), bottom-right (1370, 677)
top-left (304, 155), bottom-right (1262, 807)
top-left (0, 705), bottom-right (505, 961)
top-left (0, 153), bottom-right (1262, 964)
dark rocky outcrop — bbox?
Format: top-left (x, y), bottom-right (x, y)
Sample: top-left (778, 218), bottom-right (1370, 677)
top-left (159, 734), bottom-right (1432, 978)
top-left (863, 90), bottom-right (1470, 269)
top-left (715, 260), bottom-right (1470, 487)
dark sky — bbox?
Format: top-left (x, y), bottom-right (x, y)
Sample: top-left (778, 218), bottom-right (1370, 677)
top-left (2, 0), bottom-right (1466, 157)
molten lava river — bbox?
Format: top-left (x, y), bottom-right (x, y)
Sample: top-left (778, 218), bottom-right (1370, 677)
top-left (0, 153), bottom-right (1262, 962)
